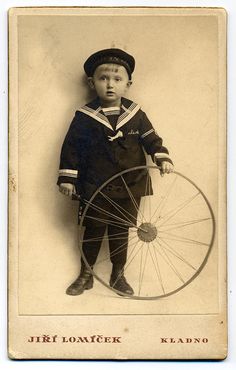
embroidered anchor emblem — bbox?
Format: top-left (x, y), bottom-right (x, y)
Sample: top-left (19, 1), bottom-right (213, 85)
top-left (108, 130), bottom-right (123, 141)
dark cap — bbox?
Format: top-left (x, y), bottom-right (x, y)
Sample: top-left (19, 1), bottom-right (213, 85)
top-left (84, 48), bottom-right (135, 79)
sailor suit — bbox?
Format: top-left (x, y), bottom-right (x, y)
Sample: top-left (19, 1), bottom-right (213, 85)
top-left (57, 97), bottom-right (172, 266)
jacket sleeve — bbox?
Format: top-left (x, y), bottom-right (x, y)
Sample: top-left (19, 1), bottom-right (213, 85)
top-left (57, 112), bottom-right (81, 186)
top-left (139, 111), bottom-right (173, 166)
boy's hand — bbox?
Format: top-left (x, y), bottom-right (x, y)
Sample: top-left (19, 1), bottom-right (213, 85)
top-left (59, 183), bottom-right (76, 197)
top-left (160, 161), bottom-right (174, 176)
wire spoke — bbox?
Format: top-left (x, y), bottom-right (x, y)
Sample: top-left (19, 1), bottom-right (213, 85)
top-left (82, 231), bottom-right (133, 243)
top-left (137, 244), bottom-right (149, 296)
top-left (109, 234), bottom-right (138, 261)
top-left (148, 173), bottom-right (152, 220)
top-left (83, 198), bottom-right (148, 232)
top-left (125, 238), bottom-right (143, 267)
top-left (156, 238), bottom-right (197, 271)
top-left (150, 175), bottom-right (178, 222)
top-left (110, 240), bottom-right (144, 289)
top-left (158, 217), bottom-right (211, 232)
top-left (96, 234), bottom-right (138, 266)
top-left (158, 231), bottom-right (209, 246)
top-left (140, 170), bottom-right (151, 223)
top-left (138, 247), bottom-right (144, 295)
top-left (150, 242), bottom-right (165, 294)
top-left (83, 198), bottom-right (137, 228)
top-left (154, 192), bottom-right (201, 227)
top-left (99, 190), bottom-right (140, 224)
top-left (83, 215), bottom-right (132, 231)
top-left (155, 240), bottom-right (185, 283)
top-left (122, 241), bottom-right (145, 275)
top-left (121, 175), bottom-right (147, 223)
top-left (148, 243), bottom-right (165, 294)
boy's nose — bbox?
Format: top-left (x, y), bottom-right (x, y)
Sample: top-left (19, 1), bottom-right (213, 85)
top-left (107, 80), bottom-right (114, 88)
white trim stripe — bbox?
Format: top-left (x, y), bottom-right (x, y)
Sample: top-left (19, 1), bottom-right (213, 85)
top-left (116, 104), bottom-right (140, 130)
top-left (103, 110), bottom-right (120, 116)
top-left (117, 110), bottom-right (128, 122)
top-left (154, 153), bottom-right (171, 159)
top-left (78, 107), bottom-right (114, 131)
top-left (121, 105), bottom-right (130, 113)
top-left (102, 106), bottom-right (120, 112)
top-left (141, 128), bottom-right (155, 139)
top-left (59, 169), bottom-right (78, 178)
top-left (81, 106), bottom-right (109, 122)
top-left (117, 102), bottom-right (137, 125)
top-left (83, 106), bottom-right (98, 114)
top-left (59, 169), bottom-right (78, 175)
top-left (78, 102), bottom-right (140, 131)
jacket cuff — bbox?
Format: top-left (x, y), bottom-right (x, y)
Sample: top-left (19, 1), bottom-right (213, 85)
top-left (153, 153), bottom-right (173, 166)
top-left (57, 168), bottom-right (79, 186)
top-left (57, 176), bottom-right (77, 186)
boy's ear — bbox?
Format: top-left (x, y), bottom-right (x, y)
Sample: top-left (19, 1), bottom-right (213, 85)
top-left (127, 80), bottom-right (132, 88)
top-left (87, 77), bottom-right (95, 89)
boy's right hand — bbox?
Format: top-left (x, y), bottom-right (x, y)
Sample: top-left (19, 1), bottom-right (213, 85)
top-left (59, 183), bottom-right (76, 197)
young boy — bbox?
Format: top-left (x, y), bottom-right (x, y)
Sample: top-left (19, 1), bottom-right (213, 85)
top-left (58, 48), bottom-right (173, 296)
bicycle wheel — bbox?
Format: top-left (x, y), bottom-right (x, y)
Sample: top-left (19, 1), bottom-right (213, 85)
top-left (78, 166), bottom-right (215, 299)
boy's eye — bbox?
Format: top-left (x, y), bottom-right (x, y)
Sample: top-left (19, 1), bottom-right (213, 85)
top-left (115, 77), bottom-right (122, 82)
top-left (100, 76), bottom-right (107, 80)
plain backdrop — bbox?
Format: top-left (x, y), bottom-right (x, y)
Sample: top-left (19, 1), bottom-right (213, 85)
top-left (1, 0), bottom-right (236, 369)
top-left (16, 8), bottom-right (219, 315)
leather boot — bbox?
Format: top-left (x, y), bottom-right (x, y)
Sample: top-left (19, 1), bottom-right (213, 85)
top-left (109, 265), bottom-right (134, 296)
top-left (66, 264), bottom-right (93, 296)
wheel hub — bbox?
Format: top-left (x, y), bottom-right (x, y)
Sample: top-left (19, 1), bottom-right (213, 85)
top-left (137, 222), bottom-right (157, 242)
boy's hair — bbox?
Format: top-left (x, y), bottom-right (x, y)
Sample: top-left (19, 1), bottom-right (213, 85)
top-left (84, 48), bottom-right (135, 79)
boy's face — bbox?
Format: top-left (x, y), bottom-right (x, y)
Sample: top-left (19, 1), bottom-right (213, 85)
top-left (88, 64), bottom-right (132, 107)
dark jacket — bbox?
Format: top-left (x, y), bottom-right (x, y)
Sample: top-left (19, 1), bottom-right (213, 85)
top-left (57, 97), bottom-right (172, 200)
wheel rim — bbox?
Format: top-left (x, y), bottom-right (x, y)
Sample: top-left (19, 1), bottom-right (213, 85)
top-left (78, 166), bottom-right (215, 299)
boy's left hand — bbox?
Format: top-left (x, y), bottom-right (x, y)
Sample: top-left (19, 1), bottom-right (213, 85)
top-left (160, 161), bottom-right (174, 176)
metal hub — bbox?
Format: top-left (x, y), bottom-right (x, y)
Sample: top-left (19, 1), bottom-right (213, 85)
top-left (137, 222), bottom-right (158, 242)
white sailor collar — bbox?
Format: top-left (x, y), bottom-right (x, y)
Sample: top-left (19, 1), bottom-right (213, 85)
top-left (77, 98), bottom-right (141, 131)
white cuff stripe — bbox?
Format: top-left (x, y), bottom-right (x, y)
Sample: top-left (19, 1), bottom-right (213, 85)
top-left (59, 169), bottom-right (78, 178)
top-left (154, 153), bottom-right (170, 159)
top-left (141, 129), bottom-right (154, 139)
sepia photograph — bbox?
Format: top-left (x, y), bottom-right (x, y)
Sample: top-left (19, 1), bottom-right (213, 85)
top-left (8, 6), bottom-right (227, 359)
